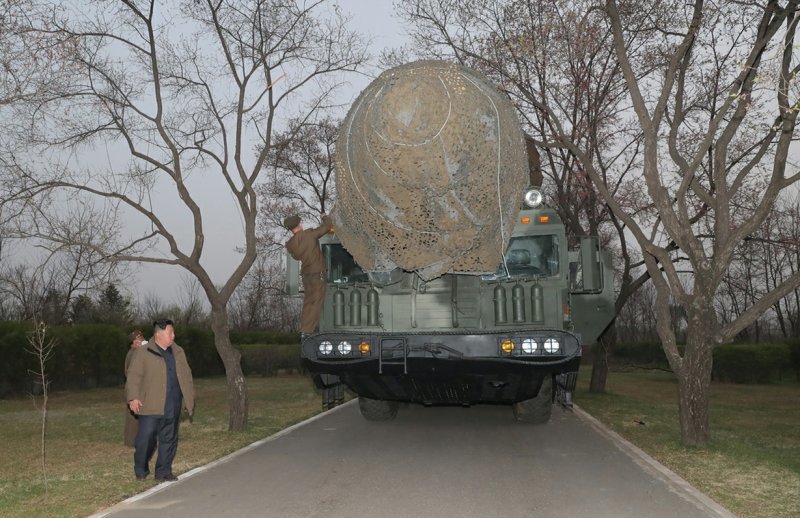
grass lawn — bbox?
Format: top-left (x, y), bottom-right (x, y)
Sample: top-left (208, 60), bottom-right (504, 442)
top-left (576, 367), bottom-right (800, 518)
top-left (0, 375), bottom-right (322, 518)
top-left (3, 369), bottom-right (797, 518)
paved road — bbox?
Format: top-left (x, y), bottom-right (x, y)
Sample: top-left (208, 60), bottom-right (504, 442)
top-left (97, 402), bottom-right (732, 518)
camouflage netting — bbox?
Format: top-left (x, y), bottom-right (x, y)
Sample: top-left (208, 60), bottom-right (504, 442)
top-left (333, 60), bottom-right (528, 281)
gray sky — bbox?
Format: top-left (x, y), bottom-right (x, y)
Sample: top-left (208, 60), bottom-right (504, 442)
top-left (130, 0), bottom-right (411, 308)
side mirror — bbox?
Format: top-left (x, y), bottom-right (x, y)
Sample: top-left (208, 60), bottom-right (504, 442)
top-left (578, 237), bottom-right (602, 292)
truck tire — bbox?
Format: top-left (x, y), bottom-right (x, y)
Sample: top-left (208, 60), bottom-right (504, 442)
top-left (512, 376), bottom-right (553, 424)
top-left (358, 396), bottom-right (399, 421)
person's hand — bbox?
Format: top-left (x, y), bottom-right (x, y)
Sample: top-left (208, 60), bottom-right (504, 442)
top-left (129, 399), bottom-right (142, 414)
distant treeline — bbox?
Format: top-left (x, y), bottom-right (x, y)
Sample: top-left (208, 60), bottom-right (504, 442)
top-left (0, 321), bottom-right (301, 397)
top-left (608, 340), bottom-right (800, 384)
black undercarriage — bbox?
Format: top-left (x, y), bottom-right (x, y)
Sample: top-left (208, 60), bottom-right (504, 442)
top-left (302, 330), bottom-right (581, 405)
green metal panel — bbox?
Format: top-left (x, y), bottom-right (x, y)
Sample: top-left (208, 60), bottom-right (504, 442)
top-left (570, 250), bottom-right (615, 345)
top-left (313, 205), bottom-right (613, 342)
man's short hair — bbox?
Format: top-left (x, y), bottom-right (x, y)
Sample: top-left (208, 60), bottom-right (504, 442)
top-left (283, 215), bottom-right (301, 230)
top-left (153, 319), bottom-right (174, 331)
top-left (128, 330), bottom-right (143, 344)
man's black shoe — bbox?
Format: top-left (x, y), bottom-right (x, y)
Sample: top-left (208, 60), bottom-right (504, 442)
top-left (155, 473), bottom-right (178, 482)
top-left (135, 472), bottom-right (149, 481)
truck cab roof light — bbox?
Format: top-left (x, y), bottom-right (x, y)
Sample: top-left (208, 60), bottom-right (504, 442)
top-left (523, 189), bottom-right (543, 208)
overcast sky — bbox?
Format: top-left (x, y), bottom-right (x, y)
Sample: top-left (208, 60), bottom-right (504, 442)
top-left (130, 0), bottom-right (411, 308)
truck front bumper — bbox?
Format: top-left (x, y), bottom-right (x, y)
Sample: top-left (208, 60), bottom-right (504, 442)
top-left (301, 330), bottom-right (580, 404)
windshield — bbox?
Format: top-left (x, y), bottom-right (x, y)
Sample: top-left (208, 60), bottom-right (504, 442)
top-left (322, 243), bottom-right (369, 284)
top-left (482, 235), bottom-right (560, 280)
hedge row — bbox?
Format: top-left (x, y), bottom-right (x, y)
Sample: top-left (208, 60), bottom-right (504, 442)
top-left (0, 321), bottom-right (128, 396)
top-left (712, 343), bottom-right (795, 384)
top-left (610, 339), bottom-right (800, 384)
top-left (0, 321), bottom-right (302, 397)
top-left (239, 343), bottom-right (304, 377)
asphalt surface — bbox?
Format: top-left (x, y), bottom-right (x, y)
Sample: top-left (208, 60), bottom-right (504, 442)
top-left (95, 401), bottom-right (733, 518)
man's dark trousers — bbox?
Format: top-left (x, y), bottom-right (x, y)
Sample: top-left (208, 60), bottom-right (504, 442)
top-left (134, 415), bottom-right (180, 479)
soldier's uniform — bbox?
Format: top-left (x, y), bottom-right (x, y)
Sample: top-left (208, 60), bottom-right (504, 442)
top-left (285, 215), bottom-right (333, 334)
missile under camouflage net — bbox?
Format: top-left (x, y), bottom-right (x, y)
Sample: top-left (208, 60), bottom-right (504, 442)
top-left (333, 60), bottom-right (528, 281)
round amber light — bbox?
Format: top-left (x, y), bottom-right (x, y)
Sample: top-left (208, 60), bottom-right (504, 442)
top-left (501, 339), bottom-right (515, 353)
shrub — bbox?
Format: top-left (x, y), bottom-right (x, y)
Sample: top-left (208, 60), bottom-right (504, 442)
top-left (175, 326), bottom-right (224, 377)
top-left (786, 338), bottom-right (800, 382)
top-left (238, 344), bottom-right (304, 377)
top-left (611, 341), bottom-right (670, 368)
top-left (231, 329), bottom-right (300, 345)
top-left (0, 322), bottom-right (128, 396)
top-left (712, 343), bottom-right (793, 384)
top-left (611, 340), bottom-right (797, 385)
top-left (0, 321), bottom-right (303, 396)
top-left (0, 321), bottom-right (36, 396)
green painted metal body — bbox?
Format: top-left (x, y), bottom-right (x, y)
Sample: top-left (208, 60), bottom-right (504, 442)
top-left (294, 202), bottom-right (615, 409)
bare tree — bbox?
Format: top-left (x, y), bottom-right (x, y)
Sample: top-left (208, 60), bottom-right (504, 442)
top-left (228, 254), bottom-right (297, 331)
top-left (398, 1), bottom-right (800, 445)
top-left (0, 242), bottom-right (118, 323)
top-left (1, 0), bottom-right (76, 231)
top-left (27, 320), bottom-right (56, 497)
top-left (616, 281), bottom-right (659, 343)
top-left (565, 0), bottom-right (800, 445)
top-left (719, 193), bottom-right (800, 340)
top-left (257, 117), bottom-right (340, 254)
top-left (394, 0), bottom-right (652, 393)
top-left (176, 273), bottom-right (208, 327)
top-left (137, 292), bottom-right (166, 325)
top-left (0, 0), bottom-right (75, 107)
top-left (6, 1), bottom-right (367, 430)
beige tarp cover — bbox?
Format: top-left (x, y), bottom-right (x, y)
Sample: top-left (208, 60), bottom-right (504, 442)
top-left (333, 60), bottom-right (528, 280)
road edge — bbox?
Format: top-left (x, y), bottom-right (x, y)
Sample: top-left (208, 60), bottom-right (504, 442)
top-left (88, 400), bottom-right (356, 518)
top-left (572, 405), bottom-right (736, 518)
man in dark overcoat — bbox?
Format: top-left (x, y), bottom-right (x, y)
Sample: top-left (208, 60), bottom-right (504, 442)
top-left (126, 319), bottom-right (194, 482)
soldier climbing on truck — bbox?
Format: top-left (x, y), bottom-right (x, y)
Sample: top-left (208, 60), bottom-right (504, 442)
top-left (284, 213), bottom-right (334, 336)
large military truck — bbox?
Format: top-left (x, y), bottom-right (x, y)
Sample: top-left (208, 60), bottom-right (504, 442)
top-left (287, 61), bottom-right (615, 422)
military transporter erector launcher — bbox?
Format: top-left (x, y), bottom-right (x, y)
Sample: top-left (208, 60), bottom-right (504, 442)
top-left (287, 61), bottom-right (615, 422)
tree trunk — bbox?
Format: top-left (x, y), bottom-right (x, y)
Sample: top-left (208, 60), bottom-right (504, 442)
top-left (589, 320), bottom-right (616, 393)
top-left (676, 328), bottom-right (714, 446)
top-left (209, 302), bottom-right (248, 431)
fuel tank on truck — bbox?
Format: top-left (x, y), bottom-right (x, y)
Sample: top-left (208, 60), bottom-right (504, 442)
top-left (333, 60), bottom-right (529, 281)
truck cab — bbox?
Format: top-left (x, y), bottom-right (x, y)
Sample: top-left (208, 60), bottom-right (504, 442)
top-left (288, 188), bottom-right (615, 422)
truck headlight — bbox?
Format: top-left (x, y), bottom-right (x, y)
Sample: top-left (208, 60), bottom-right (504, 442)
top-left (337, 340), bottom-right (352, 355)
top-left (521, 338), bottom-right (537, 354)
top-left (318, 341), bottom-right (333, 355)
top-left (543, 338), bottom-right (560, 354)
